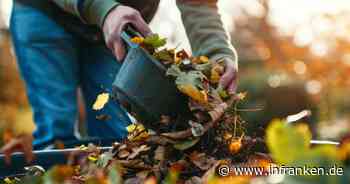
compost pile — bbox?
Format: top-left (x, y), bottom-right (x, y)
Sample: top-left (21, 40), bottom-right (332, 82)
top-left (2, 34), bottom-right (269, 184)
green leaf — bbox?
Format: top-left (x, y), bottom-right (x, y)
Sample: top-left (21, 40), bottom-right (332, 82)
top-left (175, 70), bottom-right (206, 90)
top-left (217, 86), bottom-right (229, 99)
top-left (144, 34), bottom-right (166, 49)
top-left (194, 62), bottom-right (212, 75)
top-left (3, 178), bottom-right (16, 184)
top-left (266, 120), bottom-right (312, 165)
top-left (108, 165), bottom-right (122, 184)
top-left (174, 138), bottom-right (200, 150)
top-left (154, 49), bottom-right (173, 61)
top-left (167, 65), bottom-right (208, 103)
top-left (96, 152), bottom-right (114, 168)
top-left (166, 64), bottom-right (183, 77)
top-left (166, 64), bottom-right (207, 89)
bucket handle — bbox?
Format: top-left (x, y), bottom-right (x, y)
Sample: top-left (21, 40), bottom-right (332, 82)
top-left (121, 25), bottom-right (143, 48)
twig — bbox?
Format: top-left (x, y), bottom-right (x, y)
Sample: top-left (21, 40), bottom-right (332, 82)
top-left (161, 96), bottom-right (237, 140)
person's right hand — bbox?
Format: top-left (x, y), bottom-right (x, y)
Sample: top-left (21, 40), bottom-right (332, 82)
top-left (102, 5), bottom-right (152, 62)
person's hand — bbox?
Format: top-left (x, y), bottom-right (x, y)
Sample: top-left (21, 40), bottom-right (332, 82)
top-left (102, 5), bottom-right (152, 61)
top-left (219, 58), bottom-right (238, 94)
top-left (0, 134), bottom-right (34, 165)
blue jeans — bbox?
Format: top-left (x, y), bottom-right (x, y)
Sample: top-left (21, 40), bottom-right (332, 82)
top-left (10, 1), bottom-right (131, 149)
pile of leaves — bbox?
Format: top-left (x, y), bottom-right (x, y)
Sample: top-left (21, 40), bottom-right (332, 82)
top-left (2, 34), bottom-right (350, 184)
top-left (2, 34), bottom-right (262, 183)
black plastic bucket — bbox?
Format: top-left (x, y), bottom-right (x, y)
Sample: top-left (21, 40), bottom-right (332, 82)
top-left (112, 31), bottom-right (187, 128)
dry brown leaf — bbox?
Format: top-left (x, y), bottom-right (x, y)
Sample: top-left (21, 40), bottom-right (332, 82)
top-left (124, 178), bottom-right (143, 184)
top-left (127, 145), bottom-right (150, 160)
top-left (146, 135), bottom-right (176, 145)
top-left (159, 115), bottom-right (171, 125)
top-left (208, 103), bottom-right (228, 121)
top-left (136, 170), bottom-right (151, 180)
top-left (118, 160), bottom-right (152, 170)
top-left (162, 96), bottom-right (236, 140)
top-left (185, 176), bottom-right (202, 184)
top-left (177, 49), bottom-right (190, 60)
top-left (144, 176), bottom-right (157, 184)
top-left (189, 152), bottom-right (217, 171)
top-left (118, 150), bottom-right (130, 159)
top-left (201, 160), bottom-right (226, 183)
top-left (154, 146), bottom-right (166, 161)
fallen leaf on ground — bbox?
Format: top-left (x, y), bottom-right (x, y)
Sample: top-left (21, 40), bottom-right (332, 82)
top-left (127, 123), bottom-right (149, 141)
top-left (118, 150), bottom-right (131, 159)
top-left (127, 145), bottom-right (150, 160)
top-left (189, 121), bottom-right (205, 137)
top-left (174, 138), bottom-right (200, 150)
top-left (185, 176), bottom-right (202, 184)
top-left (189, 152), bottom-right (217, 170)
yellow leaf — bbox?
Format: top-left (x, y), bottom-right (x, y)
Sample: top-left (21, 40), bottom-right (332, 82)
top-left (126, 124), bottom-right (149, 141)
top-left (191, 56), bottom-right (210, 64)
top-left (78, 145), bottom-right (88, 151)
top-left (174, 57), bottom-right (182, 65)
top-left (236, 92), bottom-right (247, 100)
top-left (338, 142), bottom-right (350, 161)
top-left (266, 120), bottom-right (312, 165)
top-left (88, 155), bottom-right (98, 162)
top-left (4, 178), bottom-right (14, 184)
top-left (209, 176), bottom-right (250, 184)
top-left (199, 56), bottom-right (209, 63)
top-left (93, 93), bottom-right (110, 110)
top-left (126, 123), bottom-right (145, 133)
top-left (128, 131), bottom-right (149, 141)
top-left (178, 84), bottom-right (208, 104)
top-left (223, 133), bottom-right (233, 140)
top-left (130, 36), bottom-right (144, 44)
top-left (210, 67), bottom-right (221, 84)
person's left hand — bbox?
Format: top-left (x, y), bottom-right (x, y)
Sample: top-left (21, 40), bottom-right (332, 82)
top-left (218, 58), bottom-right (238, 94)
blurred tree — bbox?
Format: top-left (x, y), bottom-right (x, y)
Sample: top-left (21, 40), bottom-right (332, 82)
top-left (230, 0), bottom-right (350, 136)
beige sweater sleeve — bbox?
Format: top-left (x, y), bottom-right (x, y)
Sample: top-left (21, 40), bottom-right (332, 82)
top-left (176, 0), bottom-right (237, 66)
top-left (51, 0), bottom-right (120, 26)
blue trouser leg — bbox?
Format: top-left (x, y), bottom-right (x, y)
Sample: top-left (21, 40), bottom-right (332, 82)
top-left (79, 43), bottom-right (130, 140)
top-left (10, 2), bottom-right (79, 149)
top-left (10, 1), bottom-right (130, 149)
